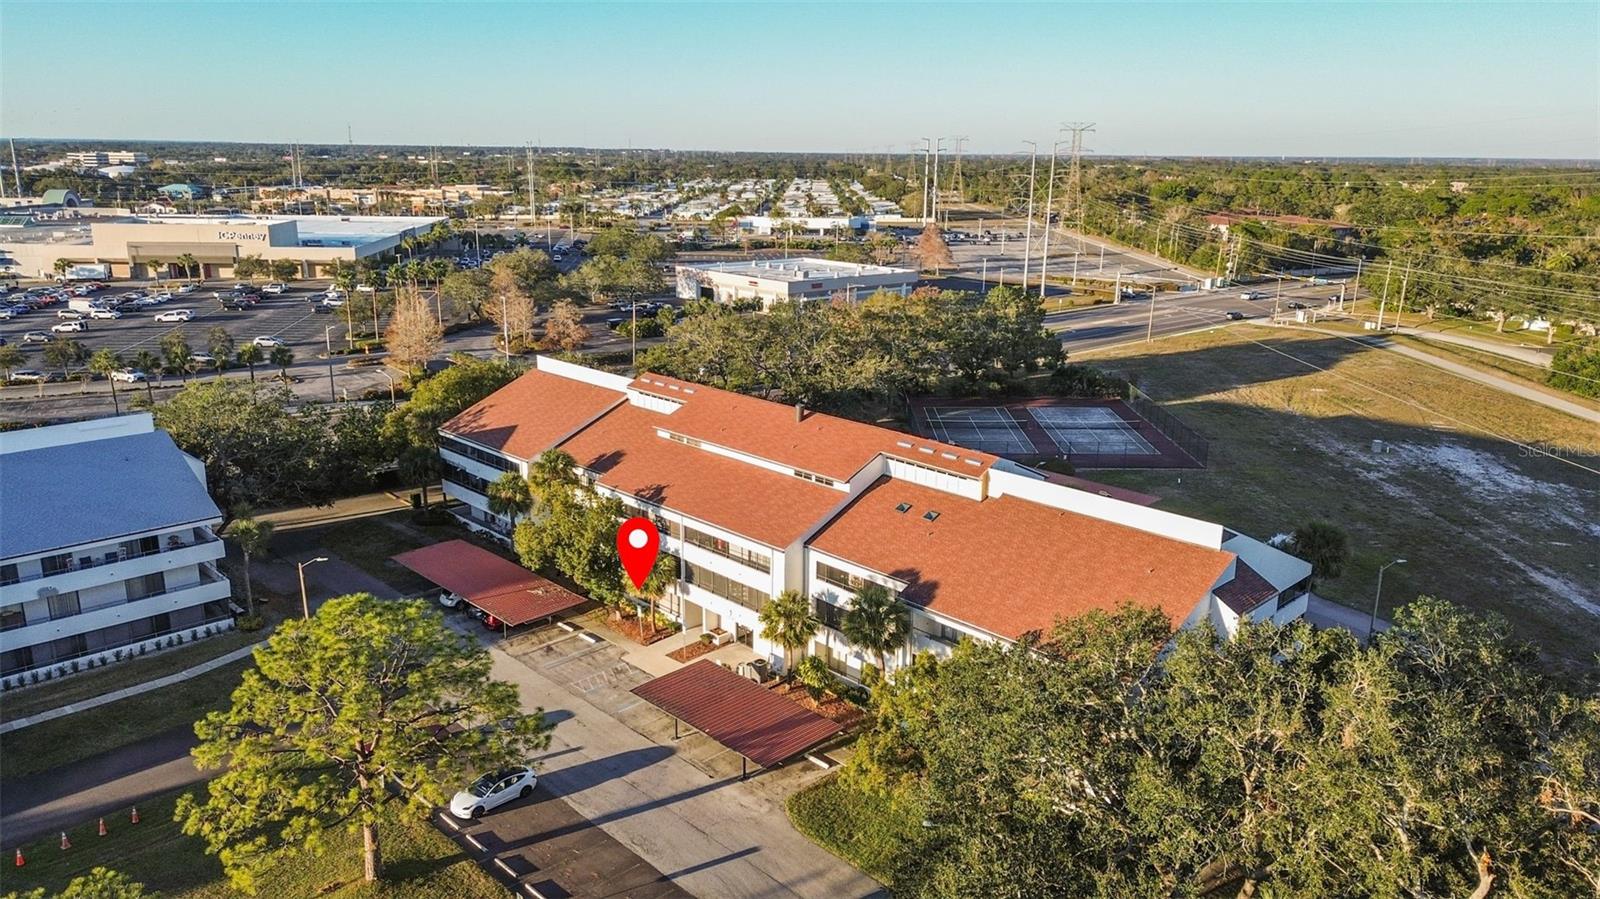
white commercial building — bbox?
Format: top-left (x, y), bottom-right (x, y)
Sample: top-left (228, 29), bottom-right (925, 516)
top-left (0, 414), bottom-right (234, 685)
top-left (438, 357), bottom-right (1312, 682)
top-left (65, 150), bottom-right (149, 167)
top-left (0, 213), bottom-right (445, 281)
top-left (676, 257), bottom-right (917, 309)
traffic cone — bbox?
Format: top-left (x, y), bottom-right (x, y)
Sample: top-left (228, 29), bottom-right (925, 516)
top-left (60, 832), bottom-right (70, 850)
top-left (130, 807), bottom-right (140, 825)
top-left (98, 818), bottom-right (107, 837)
top-left (14, 848), bottom-right (23, 867)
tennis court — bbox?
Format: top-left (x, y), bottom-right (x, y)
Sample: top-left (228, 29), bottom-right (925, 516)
top-left (922, 406), bottom-right (1035, 455)
top-left (1028, 406), bottom-right (1159, 456)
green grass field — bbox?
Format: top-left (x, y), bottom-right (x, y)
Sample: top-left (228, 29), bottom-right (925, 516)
top-left (1080, 325), bottom-right (1600, 671)
top-left (1, 788), bottom-right (505, 898)
top-left (786, 775), bottom-right (921, 886)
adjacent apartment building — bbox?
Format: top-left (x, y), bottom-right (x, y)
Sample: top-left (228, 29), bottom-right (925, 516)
top-left (439, 357), bottom-right (1312, 680)
top-left (0, 414), bottom-right (234, 683)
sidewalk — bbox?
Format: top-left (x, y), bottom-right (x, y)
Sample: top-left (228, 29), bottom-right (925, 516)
top-left (0, 643), bottom-right (258, 735)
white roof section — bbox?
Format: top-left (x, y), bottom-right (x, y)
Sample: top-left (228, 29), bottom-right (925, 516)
top-left (682, 257), bottom-right (913, 282)
top-left (0, 429), bottom-right (222, 560)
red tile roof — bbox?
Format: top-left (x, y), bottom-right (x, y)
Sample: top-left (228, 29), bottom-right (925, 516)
top-left (1213, 559), bottom-right (1278, 614)
top-left (630, 373), bottom-right (996, 481)
top-left (808, 478), bottom-right (1234, 639)
top-left (557, 403), bottom-right (847, 548)
top-left (443, 369), bottom-right (624, 461)
top-left (630, 660), bottom-right (841, 768)
top-left (391, 539), bottom-right (586, 626)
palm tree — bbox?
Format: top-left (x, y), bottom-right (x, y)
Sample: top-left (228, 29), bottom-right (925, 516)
top-left (88, 348), bottom-right (124, 414)
top-left (398, 444), bottom-right (442, 511)
top-left (637, 553), bottom-right (678, 638)
top-left (486, 471), bottom-right (532, 521)
top-left (1288, 520), bottom-right (1350, 589)
top-left (222, 515), bottom-right (274, 616)
top-left (176, 253), bottom-right (199, 282)
top-left (147, 258), bottom-right (164, 284)
top-left (132, 349), bottom-right (160, 401)
top-left (235, 343), bottom-right (263, 381)
top-left (43, 336), bottom-right (86, 383)
top-left (759, 589), bottom-right (820, 678)
top-left (161, 332), bottom-right (193, 382)
top-left (269, 345), bottom-right (295, 380)
top-left (207, 326), bottom-right (235, 375)
top-left (841, 582), bottom-right (910, 677)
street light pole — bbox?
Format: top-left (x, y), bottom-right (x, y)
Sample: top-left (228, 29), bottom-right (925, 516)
top-left (323, 325), bottom-right (336, 402)
top-left (298, 556), bottom-right (329, 619)
top-left (1039, 138), bottom-right (1062, 297)
top-left (1021, 141), bottom-right (1037, 291)
top-left (1370, 558), bottom-right (1406, 642)
top-left (379, 369), bottom-right (395, 404)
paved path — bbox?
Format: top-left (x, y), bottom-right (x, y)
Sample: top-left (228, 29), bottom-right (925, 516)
top-left (1394, 326), bottom-right (1555, 368)
top-left (0, 643), bottom-right (258, 735)
top-left (258, 490), bottom-right (411, 532)
top-left (1, 725), bottom-right (203, 846)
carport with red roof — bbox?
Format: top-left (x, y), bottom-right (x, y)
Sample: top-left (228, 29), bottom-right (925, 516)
top-left (630, 660), bottom-right (842, 779)
top-left (391, 539), bottom-right (588, 630)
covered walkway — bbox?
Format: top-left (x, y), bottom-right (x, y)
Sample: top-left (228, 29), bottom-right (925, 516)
top-left (630, 660), bottom-right (841, 778)
top-left (391, 539), bottom-right (588, 626)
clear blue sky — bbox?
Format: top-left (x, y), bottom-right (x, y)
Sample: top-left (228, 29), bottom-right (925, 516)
top-left (3, 1), bottom-right (1595, 158)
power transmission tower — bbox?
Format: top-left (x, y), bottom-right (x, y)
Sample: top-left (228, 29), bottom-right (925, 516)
top-left (1061, 122), bottom-right (1095, 285)
top-left (950, 136), bottom-right (968, 203)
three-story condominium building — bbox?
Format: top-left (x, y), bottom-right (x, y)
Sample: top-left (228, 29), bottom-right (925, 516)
top-left (439, 357), bottom-right (1312, 680)
top-left (0, 414), bottom-right (234, 681)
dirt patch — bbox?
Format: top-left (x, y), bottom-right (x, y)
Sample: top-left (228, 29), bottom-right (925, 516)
top-left (667, 638), bottom-right (721, 663)
top-left (607, 613), bottom-right (678, 646)
top-left (772, 682), bottom-right (866, 729)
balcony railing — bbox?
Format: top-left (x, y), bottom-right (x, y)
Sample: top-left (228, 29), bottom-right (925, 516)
top-left (1, 528), bottom-right (219, 587)
top-left (10, 563), bottom-right (226, 628)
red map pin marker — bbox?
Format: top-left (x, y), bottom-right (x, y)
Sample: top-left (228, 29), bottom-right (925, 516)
top-left (617, 517), bottom-right (661, 590)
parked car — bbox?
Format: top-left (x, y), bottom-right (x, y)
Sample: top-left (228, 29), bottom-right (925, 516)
top-left (189, 352), bottom-right (216, 366)
top-left (320, 297), bottom-right (346, 308)
top-left (312, 303), bottom-right (333, 314)
top-left (148, 291), bottom-right (173, 303)
top-left (57, 309), bottom-right (86, 320)
top-left (176, 284), bottom-right (197, 295)
top-left (448, 766), bottom-right (537, 820)
top-left (438, 591), bottom-right (467, 610)
top-left (21, 330), bottom-right (50, 344)
top-left (0, 307), bottom-right (17, 321)
top-left (154, 309), bottom-right (194, 323)
top-left (252, 335), bottom-right (285, 348)
top-left (262, 282), bottom-right (287, 295)
top-left (51, 320), bottom-right (88, 333)
top-left (110, 369), bottom-right (147, 383)
top-left (9, 369), bottom-right (49, 383)
top-left (88, 308), bottom-right (122, 320)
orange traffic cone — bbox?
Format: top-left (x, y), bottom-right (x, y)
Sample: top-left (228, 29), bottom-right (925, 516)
top-left (98, 818), bottom-right (107, 837)
top-left (14, 848), bottom-right (23, 867)
top-left (60, 832), bottom-right (71, 850)
top-left (130, 807), bottom-right (140, 824)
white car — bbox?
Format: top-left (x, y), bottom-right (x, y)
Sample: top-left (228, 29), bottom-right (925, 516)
top-left (262, 283), bottom-right (286, 295)
top-left (88, 308), bottom-right (122, 320)
top-left (320, 296), bottom-right (346, 308)
top-left (51, 320), bottom-right (87, 333)
top-left (176, 284), bottom-right (197, 295)
top-left (252, 335), bottom-right (285, 348)
top-left (131, 297), bottom-right (162, 308)
top-left (189, 352), bottom-right (216, 366)
top-left (448, 766), bottom-right (537, 820)
top-left (154, 309), bottom-right (194, 323)
top-left (110, 369), bottom-right (147, 383)
top-left (57, 309), bottom-right (85, 319)
top-left (1239, 291), bottom-right (1267, 301)
top-left (148, 291), bottom-right (173, 303)
top-left (438, 591), bottom-right (467, 610)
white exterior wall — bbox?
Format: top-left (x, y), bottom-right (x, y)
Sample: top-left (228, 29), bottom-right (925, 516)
top-left (987, 467), bottom-right (1226, 549)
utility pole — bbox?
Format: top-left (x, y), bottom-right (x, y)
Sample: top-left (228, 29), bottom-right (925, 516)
top-left (930, 137), bottom-right (945, 225)
top-left (1396, 257), bottom-right (1412, 328)
top-left (1062, 122), bottom-right (1095, 285)
top-left (950, 136), bottom-right (968, 202)
top-left (7, 139), bottom-right (19, 197)
top-left (1376, 261), bottom-right (1393, 329)
top-left (1350, 257), bottom-right (1363, 312)
top-left (1038, 138), bottom-right (1061, 297)
top-left (1146, 286), bottom-right (1157, 342)
top-left (920, 138), bottom-right (932, 224)
top-left (526, 144), bottom-right (537, 231)
top-left (1114, 270), bottom-right (1122, 305)
top-left (1021, 141), bottom-right (1038, 290)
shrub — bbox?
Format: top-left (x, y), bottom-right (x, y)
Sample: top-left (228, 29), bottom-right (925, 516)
top-left (237, 613), bottom-right (265, 632)
top-left (698, 632), bottom-right (714, 645)
top-left (139, 643), bottom-right (148, 656)
top-left (114, 649), bottom-right (125, 662)
top-left (795, 656), bottom-right (839, 699)
top-left (29, 671), bottom-right (40, 685)
top-left (71, 660), bottom-right (80, 673)
top-left (1047, 363), bottom-right (1129, 398)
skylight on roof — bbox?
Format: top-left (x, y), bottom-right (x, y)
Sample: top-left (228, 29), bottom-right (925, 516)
top-left (895, 502), bottom-right (912, 513)
top-left (923, 510), bottom-right (940, 522)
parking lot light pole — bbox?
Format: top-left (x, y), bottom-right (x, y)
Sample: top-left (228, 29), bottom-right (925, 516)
top-left (323, 325), bottom-right (337, 402)
top-left (298, 556), bottom-right (328, 619)
top-left (1370, 558), bottom-right (1405, 643)
top-left (379, 368), bottom-right (396, 404)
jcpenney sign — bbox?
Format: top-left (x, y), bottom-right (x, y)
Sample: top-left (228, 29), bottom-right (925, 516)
top-left (217, 230), bottom-right (268, 242)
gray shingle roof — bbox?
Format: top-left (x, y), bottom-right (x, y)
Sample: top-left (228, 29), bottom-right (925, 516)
top-left (0, 431), bottom-right (222, 560)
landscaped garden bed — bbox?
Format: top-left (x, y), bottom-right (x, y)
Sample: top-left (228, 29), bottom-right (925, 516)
top-left (666, 634), bottom-right (723, 663)
top-left (772, 680), bottom-right (866, 729)
top-left (606, 609), bottom-right (678, 646)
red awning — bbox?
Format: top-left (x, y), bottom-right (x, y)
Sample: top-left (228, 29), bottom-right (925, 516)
top-left (630, 660), bottom-right (841, 768)
top-left (391, 539), bottom-right (587, 627)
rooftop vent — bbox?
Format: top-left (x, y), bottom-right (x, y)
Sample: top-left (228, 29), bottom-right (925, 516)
top-left (895, 440), bottom-right (912, 448)
top-left (917, 446), bottom-right (934, 455)
top-left (923, 510), bottom-right (940, 522)
top-left (940, 452), bottom-right (957, 460)
top-left (895, 502), bottom-right (912, 514)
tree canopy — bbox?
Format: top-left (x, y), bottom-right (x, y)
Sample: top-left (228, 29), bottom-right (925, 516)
top-left (844, 599), bottom-right (1600, 899)
top-left (178, 594), bottom-right (549, 890)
